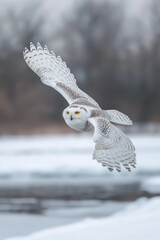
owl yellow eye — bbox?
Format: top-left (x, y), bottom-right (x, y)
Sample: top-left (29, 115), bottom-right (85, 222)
top-left (66, 111), bottom-right (69, 115)
top-left (75, 111), bottom-right (80, 115)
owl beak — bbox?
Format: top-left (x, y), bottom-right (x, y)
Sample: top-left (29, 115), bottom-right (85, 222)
top-left (71, 115), bottom-right (73, 121)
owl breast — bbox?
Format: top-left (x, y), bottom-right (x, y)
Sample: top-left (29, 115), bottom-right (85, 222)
top-left (65, 118), bottom-right (88, 132)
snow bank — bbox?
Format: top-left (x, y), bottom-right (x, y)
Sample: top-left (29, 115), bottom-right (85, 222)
top-left (5, 197), bottom-right (160, 240)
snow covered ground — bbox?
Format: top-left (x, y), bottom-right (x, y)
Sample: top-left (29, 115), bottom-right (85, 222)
top-left (5, 197), bottom-right (160, 240)
top-left (0, 200), bottom-right (130, 240)
top-left (0, 134), bottom-right (160, 240)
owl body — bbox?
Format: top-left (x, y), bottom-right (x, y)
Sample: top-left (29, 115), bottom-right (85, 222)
top-left (23, 43), bottom-right (136, 173)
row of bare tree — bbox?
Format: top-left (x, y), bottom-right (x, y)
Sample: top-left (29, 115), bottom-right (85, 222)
top-left (0, 0), bottom-right (160, 129)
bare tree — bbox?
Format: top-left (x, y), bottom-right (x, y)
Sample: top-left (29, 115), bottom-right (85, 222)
top-left (59, 1), bottom-right (128, 110)
top-left (137, 0), bottom-right (160, 121)
top-left (0, 0), bottom-right (47, 123)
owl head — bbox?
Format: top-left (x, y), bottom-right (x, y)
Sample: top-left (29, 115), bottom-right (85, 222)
top-left (63, 105), bottom-right (89, 131)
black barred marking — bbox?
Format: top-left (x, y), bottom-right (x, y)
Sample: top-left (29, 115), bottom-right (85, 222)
top-left (131, 165), bottom-right (136, 168)
top-left (80, 107), bottom-right (87, 112)
top-left (108, 168), bottom-right (114, 172)
top-left (126, 168), bottom-right (131, 172)
top-left (123, 164), bottom-right (129, 166)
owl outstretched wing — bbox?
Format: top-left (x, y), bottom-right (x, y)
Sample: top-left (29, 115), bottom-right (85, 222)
top-left (88, 117), bottom-right (136, 172)
top-left (23, 42), bottom-right (99, 107)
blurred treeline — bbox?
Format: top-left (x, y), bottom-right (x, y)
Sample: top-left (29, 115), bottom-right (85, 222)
top-left (0, 0), bottom-right (160, 131)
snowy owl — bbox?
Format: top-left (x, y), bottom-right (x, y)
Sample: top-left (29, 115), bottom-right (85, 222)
top-left (23, 42), bottom-right (136, 173)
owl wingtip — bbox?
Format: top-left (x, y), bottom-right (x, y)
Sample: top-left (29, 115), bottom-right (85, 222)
top-left (23, 47), bottom-right (29, 55)
top-left (37, 42), bottom-right (43, 50)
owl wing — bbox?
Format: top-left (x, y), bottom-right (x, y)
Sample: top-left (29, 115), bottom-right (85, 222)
top-left (88, 117), bottom-right (136, 172)
top-left (23, 42), bottom-right (99, 106)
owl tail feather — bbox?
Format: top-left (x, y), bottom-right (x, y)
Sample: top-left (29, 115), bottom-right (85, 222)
top-left (105, 110), bottom-right (133, 125)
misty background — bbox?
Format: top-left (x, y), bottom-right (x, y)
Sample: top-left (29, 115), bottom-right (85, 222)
top-left (0, 0), bottom-right (160, 134)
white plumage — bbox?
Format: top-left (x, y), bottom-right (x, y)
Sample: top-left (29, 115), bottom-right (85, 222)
top-left (23, 42), bottom-right (136, 173)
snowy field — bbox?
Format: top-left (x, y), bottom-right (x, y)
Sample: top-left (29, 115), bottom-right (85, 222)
top-left (5, 197), bottom-right (160, 240)
top-left (0, 134), bottom-right (160, 240)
